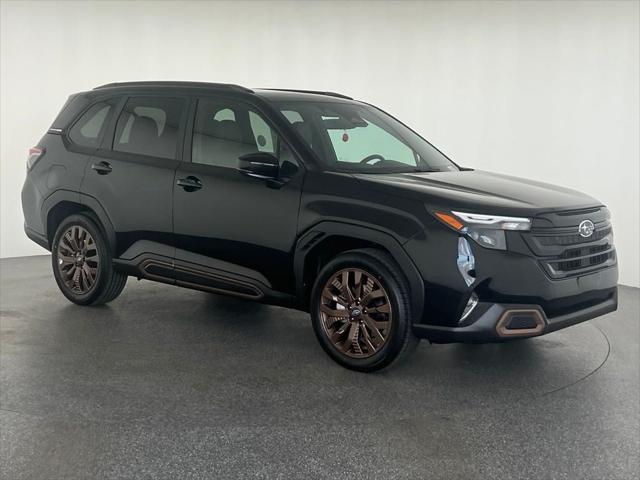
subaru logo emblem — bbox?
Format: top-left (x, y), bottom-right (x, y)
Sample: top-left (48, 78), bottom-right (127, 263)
top-left (578, 220), bottom-right (595, 238)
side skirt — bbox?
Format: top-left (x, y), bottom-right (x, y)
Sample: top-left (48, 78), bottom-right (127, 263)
top-left (113, 251), bottom-right (300, 309)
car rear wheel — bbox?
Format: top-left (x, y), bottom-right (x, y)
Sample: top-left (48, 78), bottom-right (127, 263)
top-left (51, 214), bottom-right (127, 306)
top-left (310, 249), bottom-right (419, 372)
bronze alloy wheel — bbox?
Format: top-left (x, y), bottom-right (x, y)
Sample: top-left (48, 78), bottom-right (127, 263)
top-left (319, 268), bottom-right (392, 359)
top-left (56, 225), bottom-right (100, 295)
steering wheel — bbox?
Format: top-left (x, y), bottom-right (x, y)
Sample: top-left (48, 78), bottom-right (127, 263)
top-left (360, 154), bottom-right (386, 165)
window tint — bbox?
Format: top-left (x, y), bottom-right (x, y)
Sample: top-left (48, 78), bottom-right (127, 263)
top-left (113, 97), bottom-right (184, 159)
top-left (68, 102), bottom-right (112, 147)
top-left (192, 99), bottom-right (281, 168)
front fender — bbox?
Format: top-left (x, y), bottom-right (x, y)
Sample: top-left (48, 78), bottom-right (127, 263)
top-left (294, 221), bottom-right (425, 323)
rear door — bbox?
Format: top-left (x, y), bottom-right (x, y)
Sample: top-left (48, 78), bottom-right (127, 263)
top-left (81, 95), bottom-right (188, 262)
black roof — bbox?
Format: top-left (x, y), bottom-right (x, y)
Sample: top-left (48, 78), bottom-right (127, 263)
top-left (92, 81), bottom-right (354, 102)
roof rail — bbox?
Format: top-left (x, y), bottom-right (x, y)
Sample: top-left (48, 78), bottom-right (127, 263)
top-left (93, 81), bottom-right (253, 93)
top-left (261, 88), bottom-right (353, 100)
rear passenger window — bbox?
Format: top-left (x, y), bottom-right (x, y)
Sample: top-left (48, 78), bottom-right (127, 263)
top-left (113, 97), bottom-right (184, 159)
top-left (68, 102), bottom-right (112, 147)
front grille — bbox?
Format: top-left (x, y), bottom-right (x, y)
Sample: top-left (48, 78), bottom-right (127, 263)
top-left (562, 243), bottom-right (610, 259)
top-left (522, 210), bottom-right (616, 279)
top-left (535, 226), bottom-right (612, 246)
top-left (553, 247), bottom-right (613, 273)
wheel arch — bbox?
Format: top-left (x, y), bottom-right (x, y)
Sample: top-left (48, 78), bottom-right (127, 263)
top-left (42, 190), bottom-right (116, 253)
top-left (294, 221), bottom-right (425, 322)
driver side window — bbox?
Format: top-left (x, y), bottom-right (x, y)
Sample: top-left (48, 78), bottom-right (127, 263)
top-left (192, 99), bottom-right (278, 168)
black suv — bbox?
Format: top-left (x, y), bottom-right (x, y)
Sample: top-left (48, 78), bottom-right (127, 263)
top-left (22, 81), bottom-right (618, 371)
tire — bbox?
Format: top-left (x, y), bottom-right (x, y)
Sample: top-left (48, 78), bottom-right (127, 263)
top-left (51, 213), bottom-right (127, 306)
top-left (310, 248), bottom-right (419, 372)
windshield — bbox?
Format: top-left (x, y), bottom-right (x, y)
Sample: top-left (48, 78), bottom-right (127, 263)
top-left (274, 101), bottom-right (458, 173)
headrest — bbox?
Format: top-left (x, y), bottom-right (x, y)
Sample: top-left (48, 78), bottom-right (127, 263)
top-left (212, 120), bottom-right (243, 143)
top-left (130, 116), bottom-right (158, 140)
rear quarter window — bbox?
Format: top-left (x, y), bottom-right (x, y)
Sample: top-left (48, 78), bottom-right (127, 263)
top-left (68, 102), bottom-right (113, 147)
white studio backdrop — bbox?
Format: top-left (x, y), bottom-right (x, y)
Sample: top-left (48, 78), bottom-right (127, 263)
top-left (1, 0), bottom-right (638, 287)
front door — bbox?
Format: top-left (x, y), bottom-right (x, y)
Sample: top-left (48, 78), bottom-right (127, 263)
top-left (172, 96), bottom-right (304, 295)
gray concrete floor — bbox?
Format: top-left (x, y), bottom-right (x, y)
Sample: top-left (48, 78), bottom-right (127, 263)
top-left (0, 256), bottom-right (638, 480)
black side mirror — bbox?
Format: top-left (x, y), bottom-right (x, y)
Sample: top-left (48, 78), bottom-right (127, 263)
top-left (238, 152), bottom-right (279, 180)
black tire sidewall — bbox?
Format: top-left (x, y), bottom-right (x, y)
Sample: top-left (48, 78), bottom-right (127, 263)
top-left (51, 214), bottom-right (111, 305)
top-left (310, 251), bottom-right (412, 372)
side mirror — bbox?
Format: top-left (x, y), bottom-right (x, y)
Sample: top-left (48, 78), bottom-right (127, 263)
top-left (238, 152), bottom-right (279, 180)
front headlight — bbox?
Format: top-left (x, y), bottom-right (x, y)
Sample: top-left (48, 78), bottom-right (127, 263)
top-left (433, 210), bottom-right (532, 250)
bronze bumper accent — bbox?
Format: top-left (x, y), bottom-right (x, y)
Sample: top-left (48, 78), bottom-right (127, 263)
top-left (495, 309), bottom-right (545, 338)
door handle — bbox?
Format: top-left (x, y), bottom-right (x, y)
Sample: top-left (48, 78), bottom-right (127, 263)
top-left (177, 175), bottom-right (203, 192)
top-left (91, 161), bottom-right (112, 175)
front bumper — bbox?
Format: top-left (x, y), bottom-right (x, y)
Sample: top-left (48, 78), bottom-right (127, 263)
top-left (413, 287), bottom-right (617, 343)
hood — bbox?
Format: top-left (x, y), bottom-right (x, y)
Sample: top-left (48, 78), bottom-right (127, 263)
top-left (353, 170), bottom-right (601, 215)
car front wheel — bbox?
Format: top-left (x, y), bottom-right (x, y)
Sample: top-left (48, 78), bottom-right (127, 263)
top-left (310, 249), bottom-right (419, 372)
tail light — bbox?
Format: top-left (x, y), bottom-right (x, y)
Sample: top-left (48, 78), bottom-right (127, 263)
top-left (27, 147), bottom-right (45, 170)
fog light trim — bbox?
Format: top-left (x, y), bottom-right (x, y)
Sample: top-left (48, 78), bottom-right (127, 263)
top-left (496, 309), bottom-right (545, 337)
top-left (460, 293), bottom-right (479, 323)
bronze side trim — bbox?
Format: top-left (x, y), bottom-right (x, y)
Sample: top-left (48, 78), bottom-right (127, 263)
top-left (174, 263), bottom-right (263, 300)
top-left (139, 258), bottom-right (263, 300)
